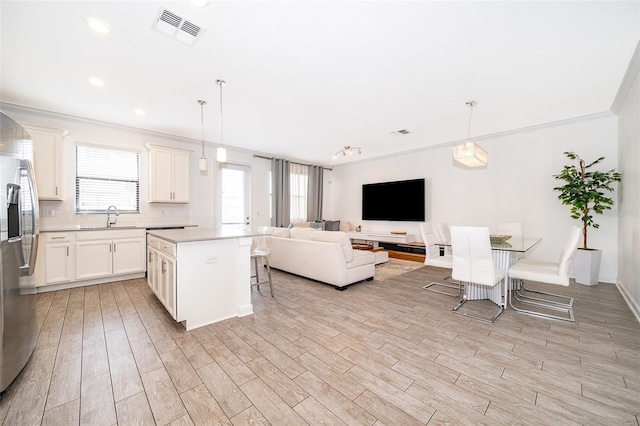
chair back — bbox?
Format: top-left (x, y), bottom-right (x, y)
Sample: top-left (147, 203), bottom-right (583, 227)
top-left (451, 226), bottom-right (496, 286)
top-left (558, 225), bottom-right (582, 276)
top-left (497, 221), bottom-right (523, 237)
top-left (436, 223), bottom-right (451, 243)
top-left (419, 222), bottom-right (441, 259)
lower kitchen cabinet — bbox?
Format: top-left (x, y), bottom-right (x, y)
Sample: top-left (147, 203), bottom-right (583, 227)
top-left (43, 233), bottom-right (75, 284)
top-left (147, 235), bottom-right (177, 318)
top-left (37, 229), bottom-right (146, 290)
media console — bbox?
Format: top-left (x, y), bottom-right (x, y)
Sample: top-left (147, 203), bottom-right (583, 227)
top-left (347, 232), bottom-right (425, 262)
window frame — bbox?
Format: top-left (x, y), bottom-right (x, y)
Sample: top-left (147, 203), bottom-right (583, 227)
top-left (75, 143), bottom-right (141, 214)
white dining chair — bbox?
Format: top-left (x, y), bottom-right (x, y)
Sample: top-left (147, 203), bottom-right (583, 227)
top-left (436, 222), bottom-right (452, 255)
top-left (251, 226), bottom-right (274, 296)
top-left (507, 225), bottom-right (581, 322)
top-left (419, 223), bottom-right (459, 296)
top-left (451, 226), bottom-right (506, 322)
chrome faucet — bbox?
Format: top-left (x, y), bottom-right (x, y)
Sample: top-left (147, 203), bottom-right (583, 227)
top-left (106, 205), bottom-right (119, 228)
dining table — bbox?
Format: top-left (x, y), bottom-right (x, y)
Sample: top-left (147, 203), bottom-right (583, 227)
top-left (437, 236), bottom-right (542, 308)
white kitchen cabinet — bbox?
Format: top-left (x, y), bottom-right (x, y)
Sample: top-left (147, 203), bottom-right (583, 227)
top-left (75, 240), bottom-right (112, 280)
top-left (148, 145), bottom-right (190, 203)
top-left (146, 235), bottom-right (177, 319)
top-left (157, 252), bottom-right (176, 318)
top-left (75, 229), bottom-right (146, 281)
top-left (147, 240), bottom-right (159, 294)
top-left (22, 123), bottom-right (67, 201)
top-left (113, 238), bottom-right (146, 275)
top-left (43, 233), bottom-right (75, 284)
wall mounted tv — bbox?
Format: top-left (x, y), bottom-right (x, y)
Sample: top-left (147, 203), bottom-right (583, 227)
top-left (362, 178), bottom-right (425, 221)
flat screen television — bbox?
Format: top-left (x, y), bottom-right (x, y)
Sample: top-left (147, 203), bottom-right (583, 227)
top-left (362, 178), bottom-right (425, 221)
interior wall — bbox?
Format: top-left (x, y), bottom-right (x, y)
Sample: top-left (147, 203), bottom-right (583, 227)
top-left (328, 113), bottom-right (620, 283)
top-left (1, 103), bottom-right (209, 228)
top-left (616, 48), bottom-right (640, 320)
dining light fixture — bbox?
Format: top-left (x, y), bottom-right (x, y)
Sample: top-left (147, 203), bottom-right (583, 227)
top-left (453, 100), bottom-right (488, 168)
top-left (197, 99), bottom-right (207, 171)
top-left (333, 145), bottom-right (362, 159)
top-left (215, 79), bottom-right (227, 163)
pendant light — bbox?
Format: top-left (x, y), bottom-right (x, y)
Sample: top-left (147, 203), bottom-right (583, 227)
top-left (215, 79), bottom-right (227, 163)
top-left (197, 99), bottom-right (207, 171)
top-left (453, 100), bottom-right (487, 168)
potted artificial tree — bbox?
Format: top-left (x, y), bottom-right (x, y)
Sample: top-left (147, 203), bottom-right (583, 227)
top-left (553, 152), bottom-right (621, 285)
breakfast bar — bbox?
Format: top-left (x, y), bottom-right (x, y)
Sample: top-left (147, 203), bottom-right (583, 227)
top-left (146, 228), bottom-right (257, 331)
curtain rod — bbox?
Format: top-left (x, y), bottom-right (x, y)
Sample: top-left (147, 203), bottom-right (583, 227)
top-left (253, 154), bottom-right (333, 171)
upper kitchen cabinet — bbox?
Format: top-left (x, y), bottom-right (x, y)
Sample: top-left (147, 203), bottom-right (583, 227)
top-left (22, 123), bottom-right (67, 201)
top-left (148, 145), bottom-right (190, 203)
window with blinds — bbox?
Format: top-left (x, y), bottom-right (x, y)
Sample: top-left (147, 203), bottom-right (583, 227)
top-left (76, 145), bottom-right (140, 213)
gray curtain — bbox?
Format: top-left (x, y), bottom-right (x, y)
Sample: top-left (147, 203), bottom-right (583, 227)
top-left (271, 158), bottom-right (290, 227)
top-left (307, 165), bottom-right (323, 221)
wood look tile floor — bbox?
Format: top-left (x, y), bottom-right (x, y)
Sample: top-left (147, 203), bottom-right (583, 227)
top-left (1, 265), bottom-right (639, 425)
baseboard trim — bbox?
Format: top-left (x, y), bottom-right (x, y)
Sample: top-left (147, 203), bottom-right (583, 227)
top-left (616, 279), bottom-right (640, 325)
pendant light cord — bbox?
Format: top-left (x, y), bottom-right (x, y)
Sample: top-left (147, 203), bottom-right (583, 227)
top-left (217, 80), bottom-right (225, 148)
top-left (467, 101), bottom-right (475, 139)
top-left (200, 102), bottom-right (205, 157)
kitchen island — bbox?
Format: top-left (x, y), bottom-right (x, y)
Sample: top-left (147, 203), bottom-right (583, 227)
top-left (146, 228), bottom-right (258, 331)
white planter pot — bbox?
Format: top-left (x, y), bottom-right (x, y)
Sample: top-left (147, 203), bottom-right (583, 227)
top-left (573, 248), bottom-right (602, 286)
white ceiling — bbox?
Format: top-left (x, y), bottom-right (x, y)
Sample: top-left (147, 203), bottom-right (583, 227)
top-left (1, 1), bottom-right (638, 165)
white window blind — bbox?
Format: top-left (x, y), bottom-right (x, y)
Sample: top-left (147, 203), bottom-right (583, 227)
top-left (76, 145), bottom-right (139, 213)
top-left (289, 162), bottom-right (308, 224)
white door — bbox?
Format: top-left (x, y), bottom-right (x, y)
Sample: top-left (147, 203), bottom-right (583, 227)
top-left (220, 164), bottom-right (251, 233)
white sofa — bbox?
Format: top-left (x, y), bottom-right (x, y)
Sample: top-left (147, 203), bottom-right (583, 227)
top-left (265, 227), bottom-right (375, 289)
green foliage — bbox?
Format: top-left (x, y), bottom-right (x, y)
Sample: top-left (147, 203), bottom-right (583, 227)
top-left (553, 152), bottom-right (621, 249)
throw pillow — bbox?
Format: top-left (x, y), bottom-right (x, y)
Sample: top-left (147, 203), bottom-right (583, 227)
top-left (326, 220), bottom-right (341, 231)
top-left (310, 221), bottom-right (325, 230)
top-left (339, 221), bottom-right (352, 232)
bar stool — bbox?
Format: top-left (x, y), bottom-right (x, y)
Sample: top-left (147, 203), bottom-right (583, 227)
top-left (251, 230), bottom-right (274, 296)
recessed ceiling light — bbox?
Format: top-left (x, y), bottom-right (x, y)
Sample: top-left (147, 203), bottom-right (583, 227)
top-left (134, 109), bottom-right (145, 116)
top-left (187, 0), bottom-right (209, 7)
top-left (89, 77), bottom-right (104, 87)
top-left (86, 17), bottom-right (111, 34)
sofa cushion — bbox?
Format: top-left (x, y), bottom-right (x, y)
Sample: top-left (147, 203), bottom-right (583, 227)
top-left (311, 230), bottom-right (353, 262)
top-left (348, 249), bottom-right (376, 268)
top-left (290, 227), bottom-right (315, 240)
top-left (271, 227), bottom-right (290, 238)
top-left (293, 222), bottom-right (311, 228)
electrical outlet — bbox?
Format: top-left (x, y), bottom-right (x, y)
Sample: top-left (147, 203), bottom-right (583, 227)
top-left (205, 255), bottom-right (218, 264)
top-left (43, 210), bottom-right (54, 217)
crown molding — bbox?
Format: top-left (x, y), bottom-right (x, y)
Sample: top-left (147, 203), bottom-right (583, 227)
top-left (611, 39), bottom-right (640, 114)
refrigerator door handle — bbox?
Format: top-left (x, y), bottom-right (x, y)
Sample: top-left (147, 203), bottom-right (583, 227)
top-left (18, 159), bottom-right (40, 277)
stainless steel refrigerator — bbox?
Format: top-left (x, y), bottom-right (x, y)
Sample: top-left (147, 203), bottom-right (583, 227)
top-left (0, 111), bottom-right (39, 393)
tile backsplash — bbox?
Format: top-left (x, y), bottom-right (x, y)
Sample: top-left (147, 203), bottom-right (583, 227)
top-left (39, 200), bottom-right (191, 229)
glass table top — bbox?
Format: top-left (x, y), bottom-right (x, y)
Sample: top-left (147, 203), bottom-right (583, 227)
top-left (437, 236), bottom-right (542, 253)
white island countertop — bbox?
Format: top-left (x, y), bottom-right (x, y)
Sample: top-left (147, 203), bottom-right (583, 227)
top-left (41, 223), bottom-right (197, 232)
top-left (147, 227), bottom-right (263, 243)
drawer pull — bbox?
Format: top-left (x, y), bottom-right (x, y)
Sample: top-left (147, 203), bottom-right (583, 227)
top-left (50, 236), bottom-right (65, 240)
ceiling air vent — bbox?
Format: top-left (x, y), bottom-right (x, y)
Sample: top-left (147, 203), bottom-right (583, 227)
top-left (152, 7), bottom-right (205, 46)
